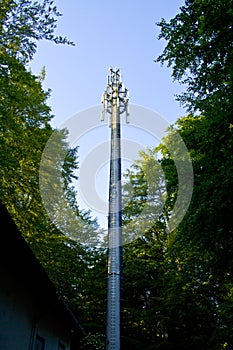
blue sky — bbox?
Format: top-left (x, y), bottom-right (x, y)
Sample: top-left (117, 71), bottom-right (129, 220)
top-left (30, 0), bottom-right (185, 126)
top-left (30, 1), bottom-right (186, 229)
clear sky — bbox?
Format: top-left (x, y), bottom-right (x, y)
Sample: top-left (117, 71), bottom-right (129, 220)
top-left (30, 1), bottom-right (187, 230)
top-left (30, 0), bottom-right (185, 126)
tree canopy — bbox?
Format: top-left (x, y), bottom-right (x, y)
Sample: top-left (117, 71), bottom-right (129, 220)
top-left (0, 2), bottom-right (103, 343)
top-left (0, 0), bottom-right (74, 62)
top-left (1, 1), bottom-right (233, 348)
top-left (156, 0), bottom-right (233, 117)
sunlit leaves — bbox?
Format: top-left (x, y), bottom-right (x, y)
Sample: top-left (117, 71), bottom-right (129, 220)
top-left (156, 0), bottom-right (233, 115)
top-left (0, 0), bottom-right (74, 62)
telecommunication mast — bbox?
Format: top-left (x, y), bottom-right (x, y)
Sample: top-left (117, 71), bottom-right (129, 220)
top-left (101, 68), bottom-right (129, 350)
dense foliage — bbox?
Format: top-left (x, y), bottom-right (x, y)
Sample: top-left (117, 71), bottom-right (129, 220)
top-left (155, 1), bottom-right (233, 347)
top-left (156, 0), bottom-right (233, 117)
top-left (0, 0), bottom-right (74, 227)
top-left (0, 1), bottom-right (103, 343)
top-left (0, 0), bottom-right (74, 62)
top-left (118, 0), bottom-right (233, 348)
top-left (91, 0), bottom-right (233, 348)
top-left (1, 0), bottom-right (233, 349)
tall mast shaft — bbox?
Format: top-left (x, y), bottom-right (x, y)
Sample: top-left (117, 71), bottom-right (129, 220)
top-left (107, 100), bottom-right (122, 350)
top-left (101, 68), bottom-right (129, 350)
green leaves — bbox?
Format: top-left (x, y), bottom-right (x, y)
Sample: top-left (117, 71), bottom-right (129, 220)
top-left (1, 0), bottom-right (233, 347)
top-left (157, 0), bottom-right (233, 115)
top-left (0, 0), bottom-right (74, 62)
top-left (120, 107), bottom-right (233, 347)
top-left (0, 1), bottom-right (103, 339)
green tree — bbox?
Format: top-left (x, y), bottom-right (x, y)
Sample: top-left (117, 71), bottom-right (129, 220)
top-left (122, 226), bottom-right (168, 350)
top-left (0, 1), bottom-right (104, 339)
top-left (156, 1), bottom-right (233, 347)
top-left (156, 0), bottom-right (233, 117)
top-left (121, 124), bottom-right (227, 349)
top-left (122, 149), bottom-right (167, 244)
top-left (121, 149), bottom-right (172, 349)
top-left (0, 0), bottom-right (74, 232)
top-left (0, 0), bottom-right (73, 62)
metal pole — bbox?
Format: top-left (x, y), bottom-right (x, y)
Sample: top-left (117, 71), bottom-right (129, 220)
top-left (101, 68), bottom-right (129, 350)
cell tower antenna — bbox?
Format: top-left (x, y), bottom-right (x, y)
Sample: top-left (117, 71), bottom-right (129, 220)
top-left (101, 68), bottom-right (129, 350)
